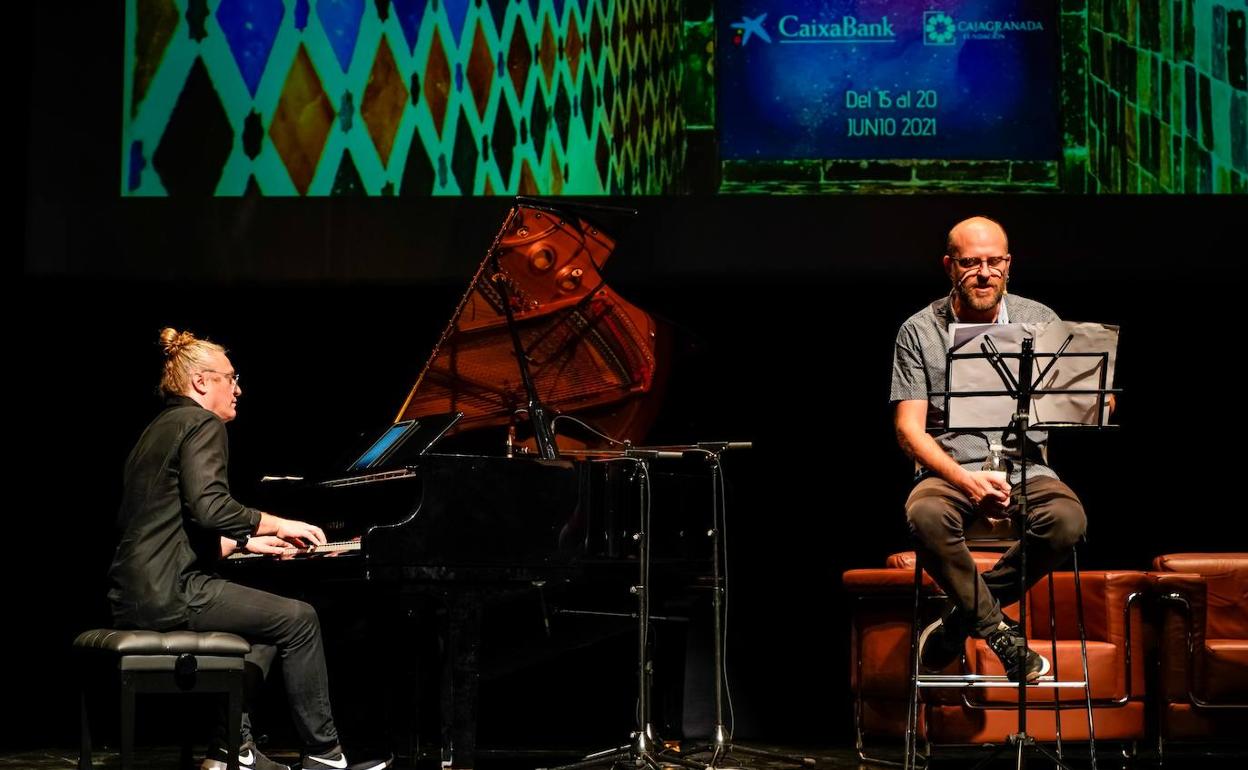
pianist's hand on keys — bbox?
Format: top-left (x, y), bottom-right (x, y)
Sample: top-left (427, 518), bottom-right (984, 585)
top-left (229, 537), bottom-right (363, 560)
top-left (244, 535), bottom-right (302, 558)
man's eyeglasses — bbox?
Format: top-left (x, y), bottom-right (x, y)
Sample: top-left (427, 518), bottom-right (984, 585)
top-left (952, 255), bottom-right (1010, 270)
top-left (201, 369), bottom-right (240, 385)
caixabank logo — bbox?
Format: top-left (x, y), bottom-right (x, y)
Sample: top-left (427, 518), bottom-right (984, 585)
top-left (731, 10), bottom-right (895, 46)
top-left (731, 13), bottom-right (772, 46)
top-left (922, 8), bottom-right (1046, 45)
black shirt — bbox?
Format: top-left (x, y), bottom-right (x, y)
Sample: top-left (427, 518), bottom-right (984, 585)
top-left (107, 395), bottom-right (262, 630)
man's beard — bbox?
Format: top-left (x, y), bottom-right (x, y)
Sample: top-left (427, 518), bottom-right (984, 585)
top-left (955, 277), bottom-right (1005, 313)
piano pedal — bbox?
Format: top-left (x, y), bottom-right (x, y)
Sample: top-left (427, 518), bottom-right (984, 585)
top-left (532, 580), bottom-right (552, 637)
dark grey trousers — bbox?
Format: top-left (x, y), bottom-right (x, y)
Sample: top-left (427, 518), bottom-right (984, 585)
top-left (189, 580), bottom-right (339, 753)
top-left (905, 475), bottom-right (1087, 637)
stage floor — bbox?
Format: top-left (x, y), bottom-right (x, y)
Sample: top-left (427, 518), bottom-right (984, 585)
top-left (4, 743), bottom-right (1246, 769)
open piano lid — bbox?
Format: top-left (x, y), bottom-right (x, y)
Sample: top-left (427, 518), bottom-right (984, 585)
top-left (395, 201), bottom-right (658, 439)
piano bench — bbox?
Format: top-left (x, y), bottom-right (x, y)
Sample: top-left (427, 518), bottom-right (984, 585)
top-left (73, 629), bottom-right (250, 770)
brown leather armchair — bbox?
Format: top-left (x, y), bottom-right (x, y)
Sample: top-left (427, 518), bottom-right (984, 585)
top-left (844, 553), bottom-right (1149, 760)
top-left (1151, 553), bottom-right (1248, 748)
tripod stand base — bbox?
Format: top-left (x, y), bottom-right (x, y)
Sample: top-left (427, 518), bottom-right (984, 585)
top-left (684, 740), bottom-right (816, 769)
top-left (966, 732), bottom-right (1092, 770)
top-left (543, 742), bottom-right (709, 770)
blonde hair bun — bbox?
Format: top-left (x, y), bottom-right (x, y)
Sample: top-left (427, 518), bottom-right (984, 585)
top-left (157, 328), bottom-right (224, 396)
top-left (159, 327), bottom-right (199, 358)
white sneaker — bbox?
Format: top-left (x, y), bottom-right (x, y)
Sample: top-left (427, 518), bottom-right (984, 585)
top-left (201, 741), bottom-right (290, 770)
top-left (301, 745), bottom-right (391, 770)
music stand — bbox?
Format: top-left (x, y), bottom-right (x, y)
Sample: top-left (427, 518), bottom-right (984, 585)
top-left (681, 444), bottom-right (815, 770)
top-left (543, 453), bottom-right (707, 770)
top-left (907, 321), bottom-right (1119, 770)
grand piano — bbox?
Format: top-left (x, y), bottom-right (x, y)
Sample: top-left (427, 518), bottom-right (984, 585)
top-left (231, 201), bottom-right (716, 767)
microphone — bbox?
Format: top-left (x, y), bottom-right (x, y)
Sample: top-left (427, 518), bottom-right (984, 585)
top-left (622, 442), bottom-right (752, 460)
top-left (622, 448), bottom-right (686, 460)
top-left (696, 441), bottom-right (753, 452)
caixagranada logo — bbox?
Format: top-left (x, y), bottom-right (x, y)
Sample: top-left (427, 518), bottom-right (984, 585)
top-left (923, 9), bottom-right (1045, 46)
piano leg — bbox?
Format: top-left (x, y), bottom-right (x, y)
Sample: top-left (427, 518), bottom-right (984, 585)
top-left (441, 593), bottom-right (483, 770)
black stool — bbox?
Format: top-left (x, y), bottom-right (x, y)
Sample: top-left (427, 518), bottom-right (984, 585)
top-left (74, 629), bottom-right (250, 770)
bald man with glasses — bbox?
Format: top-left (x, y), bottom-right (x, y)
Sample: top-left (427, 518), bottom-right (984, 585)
top-left (889, 217), bottom-right (1088, 684)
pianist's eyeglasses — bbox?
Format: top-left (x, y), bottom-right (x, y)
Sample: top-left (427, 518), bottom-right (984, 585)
top-left (952, 255), bottom-right (1010, 270)
top-left (201, 369), bottom-right (241, 385)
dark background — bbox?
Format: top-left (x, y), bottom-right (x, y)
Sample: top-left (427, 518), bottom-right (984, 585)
top-left (18, 2), bottom-right (1241, 756)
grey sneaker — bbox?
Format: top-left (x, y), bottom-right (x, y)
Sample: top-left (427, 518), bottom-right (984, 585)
top-left (201, 741), bottom-right (289, 770)
top-left (918, 604), bottom-right (968, 672)
top-left (985, 620), bottom-right (1051, 683)
top-left (301, 745), bottom-right (392, 770)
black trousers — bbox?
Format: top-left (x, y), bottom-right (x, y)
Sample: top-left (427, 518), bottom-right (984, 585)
top-left (189, 579), bottom-right (339, 753)
top-left (905, 475), bottom-right (1087, 638)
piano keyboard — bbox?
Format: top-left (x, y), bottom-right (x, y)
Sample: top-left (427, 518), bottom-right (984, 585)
top-left (227, 540), bottom-right (363, 560)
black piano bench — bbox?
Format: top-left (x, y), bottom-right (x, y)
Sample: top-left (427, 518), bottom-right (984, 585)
top-left (73, 629), bottom-right (250, 770)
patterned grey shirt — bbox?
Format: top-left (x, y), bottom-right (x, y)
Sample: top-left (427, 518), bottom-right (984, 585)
top-left (890, 293), bottom-right (1060, 484)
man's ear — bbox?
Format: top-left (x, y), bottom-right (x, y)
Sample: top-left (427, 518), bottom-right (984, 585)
top-left (189, 371), bottom-right (208, 395)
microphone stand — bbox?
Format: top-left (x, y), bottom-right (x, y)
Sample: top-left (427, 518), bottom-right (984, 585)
top-left (488, 205), bottom-right (559, 459)
top-left (683, 445), bottom-right (815, 770)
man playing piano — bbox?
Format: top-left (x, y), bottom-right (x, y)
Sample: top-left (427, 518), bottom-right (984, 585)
top-left (107, 328), bottom-right (388, 770)
top-left (889, 216), bottom-right (1089, 683)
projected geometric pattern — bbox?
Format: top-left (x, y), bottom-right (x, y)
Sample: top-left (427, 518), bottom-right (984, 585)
top-left (122, 0), bottom-right (685, 195)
